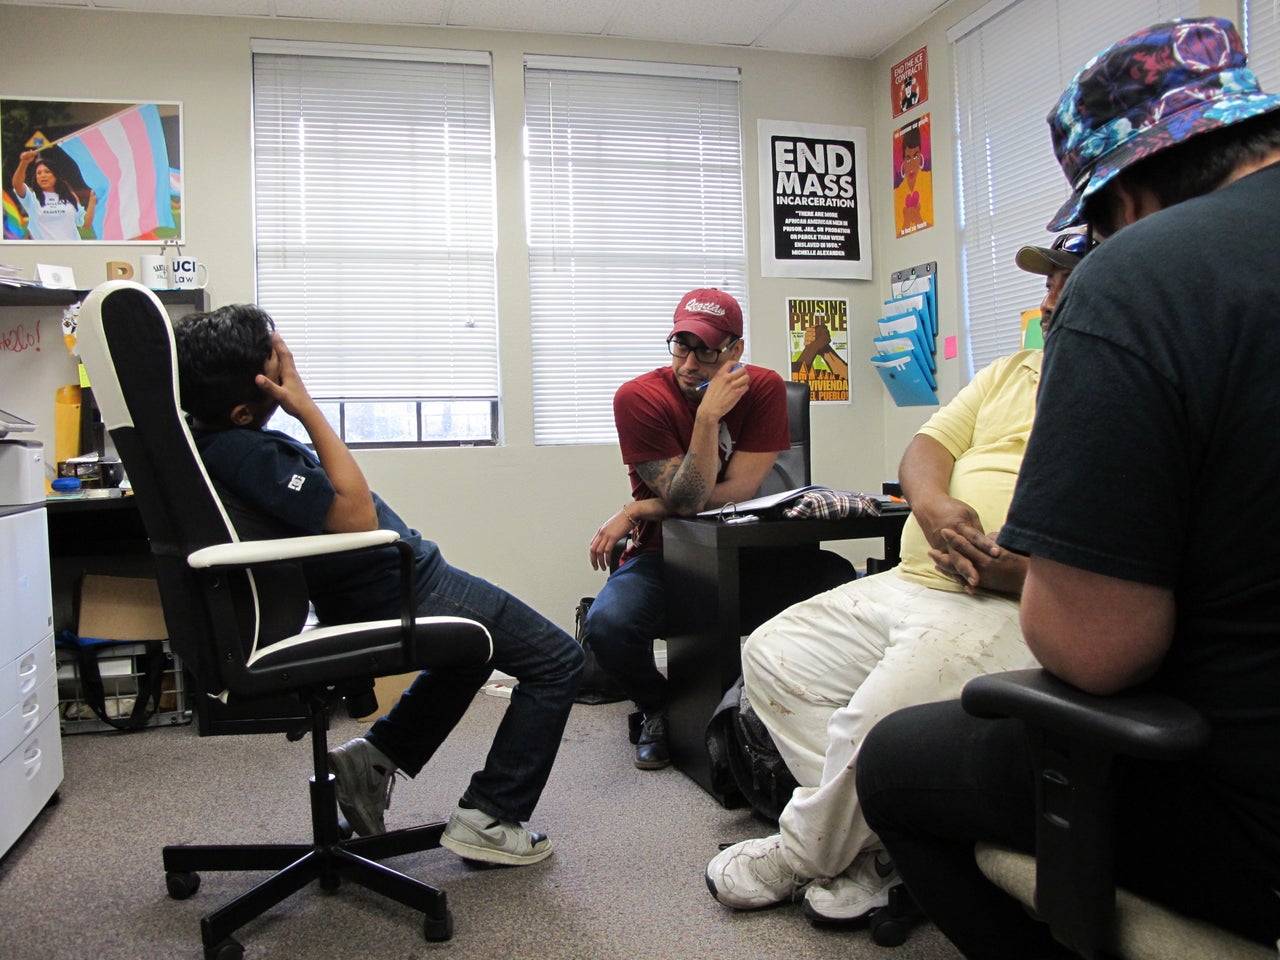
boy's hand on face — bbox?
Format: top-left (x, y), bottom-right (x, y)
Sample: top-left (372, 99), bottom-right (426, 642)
top-left (256, 333), bottom-right (318, 422)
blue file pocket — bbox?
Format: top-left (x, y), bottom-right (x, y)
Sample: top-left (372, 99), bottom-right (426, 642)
top-left (870, 352), bottom-right (937, 407)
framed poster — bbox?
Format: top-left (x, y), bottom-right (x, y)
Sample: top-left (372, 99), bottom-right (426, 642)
top-left (893, 113), bottom-right (934, 238)
top-left (2, 98), bottom-right (183, 243)
top-left (788, 297), bottom-right (851, 403)
top-left (891, 46), bottom-right (929, 118)
top-left (758, 120), bottom-right (871, 280)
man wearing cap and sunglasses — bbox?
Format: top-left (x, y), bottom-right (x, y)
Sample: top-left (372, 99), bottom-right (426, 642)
top-left (705, 234), bottom-right (1086, 924)
top-left (859, 18), bottom-right (1280, 957)
top-left (582, 288), bottom-right (855, 770)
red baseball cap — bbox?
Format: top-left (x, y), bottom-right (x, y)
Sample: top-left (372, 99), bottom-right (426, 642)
top-left (669, 289), bottom-right (743, 347)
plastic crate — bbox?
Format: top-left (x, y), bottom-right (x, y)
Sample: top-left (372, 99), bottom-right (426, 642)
top-left (57, 640), bottom-right (191, 734)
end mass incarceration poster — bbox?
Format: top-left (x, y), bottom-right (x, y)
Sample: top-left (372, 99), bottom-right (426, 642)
top-left (758, 120), bottom-right (871, 280)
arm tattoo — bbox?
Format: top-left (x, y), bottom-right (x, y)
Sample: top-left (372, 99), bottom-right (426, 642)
top-left (637, 456), bottom-right (706, 514)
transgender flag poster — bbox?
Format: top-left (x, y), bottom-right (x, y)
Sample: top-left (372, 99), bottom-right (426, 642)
top-left (2, 98), bottom-right (183, 243)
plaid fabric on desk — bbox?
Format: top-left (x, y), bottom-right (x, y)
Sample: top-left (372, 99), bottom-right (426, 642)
top-left (782, 489), bottom-right (880, 520)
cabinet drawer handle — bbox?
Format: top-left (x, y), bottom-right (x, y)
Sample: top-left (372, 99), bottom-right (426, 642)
top-left (18, 656), bottom-right (38, 695)
top-left (22, 696), bottom-right (40, 732)
top-left (24, 743), bottom-right (43, 780)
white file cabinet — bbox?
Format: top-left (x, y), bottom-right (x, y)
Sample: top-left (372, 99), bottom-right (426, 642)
top-left (0, 504), bottom-right (64, 858)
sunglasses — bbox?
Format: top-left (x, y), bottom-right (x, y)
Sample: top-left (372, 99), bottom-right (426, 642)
top-left (1051, 233), bottom-right (1097, 256)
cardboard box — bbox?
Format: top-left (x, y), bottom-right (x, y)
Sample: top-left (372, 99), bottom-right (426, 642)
top-left (77, 575), bottom-right (168, 642)
top-left (356, 672), bottom-right (416, 721)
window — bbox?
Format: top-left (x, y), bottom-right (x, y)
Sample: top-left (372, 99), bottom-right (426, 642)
top-left (524, 56), bottom-right (747, 445)
top-left (1245, 0), bottom-right (1280, 91)
top-left (251, 40), bottom-right (498, 447)
top-left (950, 0), bottom-right (1198, 377)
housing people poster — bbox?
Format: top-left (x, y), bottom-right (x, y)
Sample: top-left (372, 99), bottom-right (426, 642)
top-left (758, 120), bottom-right (871, 280)
top-left (788, 297), bottom-right (851, 403)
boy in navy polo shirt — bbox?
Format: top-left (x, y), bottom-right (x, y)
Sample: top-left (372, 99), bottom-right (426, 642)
top-left (175, 303), bottom-right (583, 866)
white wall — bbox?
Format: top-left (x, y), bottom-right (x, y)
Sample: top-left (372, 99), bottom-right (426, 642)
top-left (0, 4), bottom-right (890, 632)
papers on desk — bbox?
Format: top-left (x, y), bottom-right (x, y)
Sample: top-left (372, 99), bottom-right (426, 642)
top-left (697, 485), bottom-right (910, 520)
top-left (697, 484), bottom-right (826, 517)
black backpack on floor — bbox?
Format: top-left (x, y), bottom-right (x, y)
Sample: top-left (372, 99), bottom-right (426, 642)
top-left (572, 597), bottom-right (628, 705)
top-left (705, 675), bottom-right (799, 821)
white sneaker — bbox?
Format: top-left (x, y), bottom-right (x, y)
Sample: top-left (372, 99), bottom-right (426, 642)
top-left (705, 835), bottom-right (810, 910)
top-left (327, 737), bottom-right (399, 837)
top-left (440, 803), bottom-right (552, 866)
top-left (803, 849), bottom-right (899, 922)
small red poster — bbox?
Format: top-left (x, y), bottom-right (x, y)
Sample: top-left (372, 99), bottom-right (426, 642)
top-left (890, 46), bottom-right (929, 118)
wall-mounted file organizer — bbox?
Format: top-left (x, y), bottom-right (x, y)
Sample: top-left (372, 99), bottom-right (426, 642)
top-left (872, 261), bottom-right (938, 406)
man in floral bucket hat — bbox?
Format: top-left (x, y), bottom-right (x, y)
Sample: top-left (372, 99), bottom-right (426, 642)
top-left (857, 18), bottom-right (1280, 959)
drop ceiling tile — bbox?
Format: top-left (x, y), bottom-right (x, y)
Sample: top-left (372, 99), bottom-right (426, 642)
top-left (445, 0), bottom-right (617, 36)
top-left (273, 0), bottom-right (448, 25)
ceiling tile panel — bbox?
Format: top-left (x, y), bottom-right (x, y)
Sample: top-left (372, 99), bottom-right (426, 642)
top-left (605, 0), bottom-right (787, 48)
top-left (445, 0), bottom-right (617, 36)
top-left (274, 0), bottom-right (448, 24)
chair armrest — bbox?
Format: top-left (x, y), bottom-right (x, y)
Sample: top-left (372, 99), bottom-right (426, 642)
top-left (961, 668), bottom-right (1210, 960)
top-left (187, 530), bottom-right (400, 568)
top-left (962, 669), bottom-right (1209, 761)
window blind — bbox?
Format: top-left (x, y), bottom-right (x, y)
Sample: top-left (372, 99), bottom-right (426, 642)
top-left (251, 41), bottom-right (498, 440)
top-left (1246, 0), bottom-right (1280, 91)
top-left (524, 56), bottom-right (746, 446)
top-left (951, 0), bottom-right (1199, 378)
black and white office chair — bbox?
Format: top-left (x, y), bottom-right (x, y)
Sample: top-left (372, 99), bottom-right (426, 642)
top-left (76, 280), bottom-right (494, 960)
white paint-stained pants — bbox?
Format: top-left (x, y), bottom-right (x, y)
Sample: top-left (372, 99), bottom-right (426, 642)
top-left (742, 572), bottom-right (1035, 879)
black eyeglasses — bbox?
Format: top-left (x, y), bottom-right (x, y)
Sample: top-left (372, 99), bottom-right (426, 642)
top-left (667, 336), bottom-right (739, 364)
top-left (1051, 233), bottom-right (1097, 256)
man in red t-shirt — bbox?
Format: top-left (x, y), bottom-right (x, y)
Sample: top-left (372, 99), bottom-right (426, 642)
top-left (583, 289), bottom-right (853, 769)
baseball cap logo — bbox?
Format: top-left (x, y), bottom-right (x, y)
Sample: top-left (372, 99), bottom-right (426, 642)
top-left (684, 298), bottom-right (726, 317)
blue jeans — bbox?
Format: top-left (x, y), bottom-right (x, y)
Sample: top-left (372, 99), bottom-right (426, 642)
top-left (365, 558), bottom-right (583, 824)
top-left (579, 552), bottom-right (668, 713)
top-left (582, 547), bottom-right (857, 716)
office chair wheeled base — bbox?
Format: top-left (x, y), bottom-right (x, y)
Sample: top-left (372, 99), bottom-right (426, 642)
top-left (161, 699), bottom-right (455, 959)
top-left (867, 882), bottom-right (923, 947)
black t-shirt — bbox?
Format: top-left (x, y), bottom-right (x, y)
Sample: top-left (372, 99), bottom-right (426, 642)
top-left (1001, 163), bottom-right (1280, 879)
top-left (194, 427), bottom-right (443, 624)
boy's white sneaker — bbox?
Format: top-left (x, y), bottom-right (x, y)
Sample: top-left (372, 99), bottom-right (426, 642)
top-left (440, 803), bottom-right (552, 866)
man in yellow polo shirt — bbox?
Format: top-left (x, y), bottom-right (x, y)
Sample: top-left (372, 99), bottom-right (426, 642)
top-left (706, 231), bottom-right (1092, 923)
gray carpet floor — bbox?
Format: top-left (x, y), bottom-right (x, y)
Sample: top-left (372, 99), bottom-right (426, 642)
top-left (0, 693), bottom-right (963, 960)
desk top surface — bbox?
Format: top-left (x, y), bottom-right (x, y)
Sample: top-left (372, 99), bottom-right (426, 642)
top-left (663, 509), bottom-right (907, 548)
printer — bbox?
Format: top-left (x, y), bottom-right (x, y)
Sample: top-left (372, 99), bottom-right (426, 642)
top-left (0, 409), bottom-right (44, 506)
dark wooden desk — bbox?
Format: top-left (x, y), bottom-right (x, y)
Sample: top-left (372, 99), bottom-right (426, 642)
top-left (45, 495), bottom-right (307, 735)
top-left (661, 510), bottom-right (908, 804)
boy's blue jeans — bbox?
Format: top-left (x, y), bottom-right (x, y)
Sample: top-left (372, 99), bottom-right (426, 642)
top-left (581, 547), bottom-right (856, 716)
top-left (365, 557), bottom-right (583, 825)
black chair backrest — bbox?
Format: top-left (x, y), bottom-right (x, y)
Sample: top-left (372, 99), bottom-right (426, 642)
top-left (76, 282), bottom-right (309, 698)
top-left (757, 380), bottom-right (811, 496)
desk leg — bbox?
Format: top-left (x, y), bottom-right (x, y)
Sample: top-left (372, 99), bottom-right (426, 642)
top-left (663, 538), bottom-right (744, 807)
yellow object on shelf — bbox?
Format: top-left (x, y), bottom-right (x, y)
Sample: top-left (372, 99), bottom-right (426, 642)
top-left (54, 383), bottom-right (82, 466)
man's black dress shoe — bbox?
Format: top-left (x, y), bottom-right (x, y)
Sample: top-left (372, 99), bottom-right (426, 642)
top-left (633, 711), bottom-right (670, 769)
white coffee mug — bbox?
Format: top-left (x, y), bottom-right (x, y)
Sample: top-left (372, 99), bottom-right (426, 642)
top-left (169, 257), bottom-right (209, 289)
top-left (140, 254), bottom-right (171, 290)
